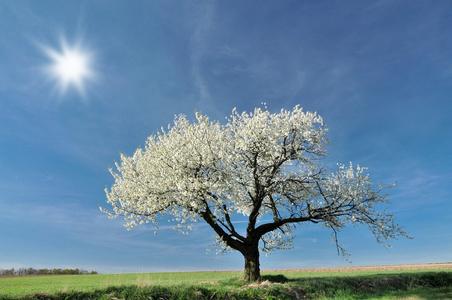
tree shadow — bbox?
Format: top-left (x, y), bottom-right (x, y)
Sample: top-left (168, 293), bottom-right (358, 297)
top-left (261, 274), bottom-right (290, 283)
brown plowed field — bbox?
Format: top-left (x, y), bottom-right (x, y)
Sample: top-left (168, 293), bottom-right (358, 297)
top-left (266, 262), bottom-right (452, 273)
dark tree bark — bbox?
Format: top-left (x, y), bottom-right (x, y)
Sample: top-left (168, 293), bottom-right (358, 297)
top-left (242, 244), bottom-right (261, 281)
top-left (201, 206), bottom-right (264, 281)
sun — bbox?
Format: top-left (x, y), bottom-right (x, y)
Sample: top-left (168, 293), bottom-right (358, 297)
top-left (42, 36), bottom-right (95, 97)
top-left (53, 49), bottom-right (90, 84)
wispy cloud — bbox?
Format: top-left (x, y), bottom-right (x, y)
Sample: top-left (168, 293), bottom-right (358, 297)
top-left (187, 2), bottom-right (218, 114)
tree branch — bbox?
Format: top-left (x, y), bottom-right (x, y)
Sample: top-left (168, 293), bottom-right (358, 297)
top-left (200, 199), bottom-right (245, 252)
top-left (254, 216), bottom-right (312, 238)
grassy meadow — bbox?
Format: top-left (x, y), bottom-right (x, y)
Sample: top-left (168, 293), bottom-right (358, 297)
top-left (0, 269), bottom-right (451, 299)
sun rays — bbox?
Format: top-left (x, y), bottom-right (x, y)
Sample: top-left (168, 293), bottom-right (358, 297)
top-left (41, 36), bottom-right (96, 98)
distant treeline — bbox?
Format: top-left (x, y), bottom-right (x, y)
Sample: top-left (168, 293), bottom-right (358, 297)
top-left (0, 267), bottom-right (98, 276)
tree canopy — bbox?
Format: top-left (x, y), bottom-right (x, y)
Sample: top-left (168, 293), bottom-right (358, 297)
top-left (102, 105), bottom-right (410, 281)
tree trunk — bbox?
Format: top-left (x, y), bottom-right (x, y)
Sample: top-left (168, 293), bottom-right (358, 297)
top-left (242, 247), bottom-right (261, 282)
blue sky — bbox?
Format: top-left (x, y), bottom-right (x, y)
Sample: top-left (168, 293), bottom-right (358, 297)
top-left (1, 1), bottom-right (451, 274)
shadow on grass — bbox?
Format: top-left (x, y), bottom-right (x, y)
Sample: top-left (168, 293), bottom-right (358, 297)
top-left (261, 274), bottom-right (290, 283)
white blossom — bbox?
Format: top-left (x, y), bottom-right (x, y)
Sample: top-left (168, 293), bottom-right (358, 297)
top-left (101, 105), bottom-right (410, 272)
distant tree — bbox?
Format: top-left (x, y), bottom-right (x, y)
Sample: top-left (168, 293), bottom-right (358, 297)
top-left (102, 106), bottom-right (411, 281)
top-left (27, 267), bottom-right (36, 275)
top-left (0, 267), bottom-right (97, 276)
top-left (52, 268), bottom-right (62, 275)
top-left (38, 268), bottom-right (49, 275)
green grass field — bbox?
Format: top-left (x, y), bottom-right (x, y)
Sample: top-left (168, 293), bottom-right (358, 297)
top-left (1, 269), bottom-right (451, 299)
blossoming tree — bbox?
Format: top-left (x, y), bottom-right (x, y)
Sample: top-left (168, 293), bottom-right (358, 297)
top-left (102, 106), bottom-right (410, 281)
